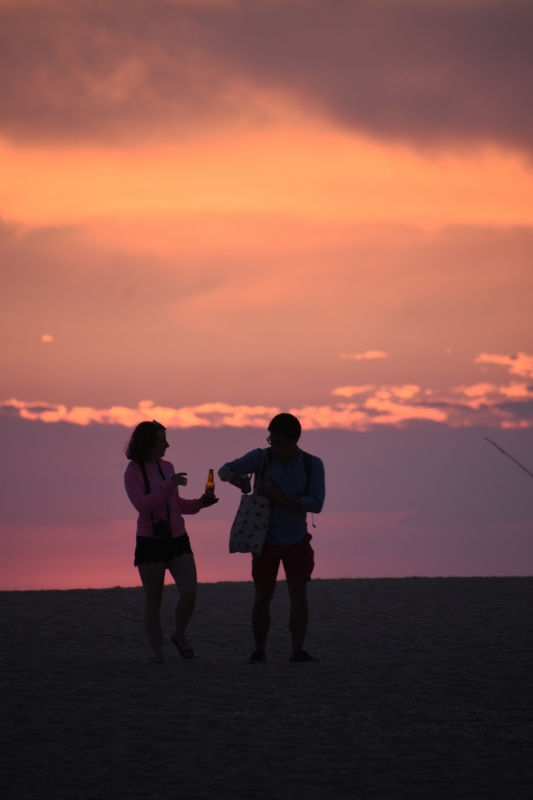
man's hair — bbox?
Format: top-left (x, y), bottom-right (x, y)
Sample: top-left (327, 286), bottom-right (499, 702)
top-left (268, 413), bottom-right (301, 442)
top-left (125, 420), bottom-right (165, 462)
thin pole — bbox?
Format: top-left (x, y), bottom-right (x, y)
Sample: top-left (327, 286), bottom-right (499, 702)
top-left (484, 437), bottom-right (533, 480)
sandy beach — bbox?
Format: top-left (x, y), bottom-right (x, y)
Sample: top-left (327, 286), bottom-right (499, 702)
top-left (1, 577), bottom-right (532, 799)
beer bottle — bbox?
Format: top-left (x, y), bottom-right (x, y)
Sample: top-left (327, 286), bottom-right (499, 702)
top-left (239, 474), bottom-right (251, 494)
top-left (205, 469), bottom-right (215, 496)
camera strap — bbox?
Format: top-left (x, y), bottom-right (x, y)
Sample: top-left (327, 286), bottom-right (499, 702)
top-left (140, 462), bottom-right (171, 524)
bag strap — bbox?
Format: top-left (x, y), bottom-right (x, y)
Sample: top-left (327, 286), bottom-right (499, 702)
top-left (139, 462), bottom-right (151, 495)
top-left (252, 449), bottom-right (268, 495)
top-left (301, 451), bottom-right (313, 492)
top-left (300, 451), bottom-right (316, 528)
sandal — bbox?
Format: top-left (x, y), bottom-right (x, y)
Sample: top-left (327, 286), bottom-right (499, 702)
top-left (149, 656), bottom-right (165, 664)
top-left (247, 651), bottom-right (267, 664)
top-left (288, 650), bottom-right (319, 663)
top-left (171, 635), bottom-right (195, 659)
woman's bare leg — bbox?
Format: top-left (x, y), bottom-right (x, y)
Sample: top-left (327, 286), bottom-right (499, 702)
top-left (138, 562), bottom-right (166, 660)
top-left (168, 554), bottom-right (197, 649)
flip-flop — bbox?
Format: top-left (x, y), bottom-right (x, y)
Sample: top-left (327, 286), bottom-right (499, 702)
top-left (247, 650), bottom-right (266, 663)
top-left (149, 657), bottom-right (165, 664)
top-left (171, 635), bottom-right (194, 659)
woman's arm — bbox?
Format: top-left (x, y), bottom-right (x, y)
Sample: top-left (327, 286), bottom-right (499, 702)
top-left (175, 496), bottom-right (203, 515)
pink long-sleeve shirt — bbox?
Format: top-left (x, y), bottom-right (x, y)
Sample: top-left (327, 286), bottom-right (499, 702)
top-left (124, 459), bottom-right (202, 539)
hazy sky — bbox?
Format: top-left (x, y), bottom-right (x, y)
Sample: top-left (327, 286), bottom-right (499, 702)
top-left (1, 0), bottom-right (532, 589)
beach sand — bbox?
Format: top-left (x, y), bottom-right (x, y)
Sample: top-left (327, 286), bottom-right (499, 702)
top-left (1, 577), bottom-right (532, 799)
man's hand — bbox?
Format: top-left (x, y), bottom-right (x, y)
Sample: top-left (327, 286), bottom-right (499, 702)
top-left (200, 493), bottom-right (219, 507)
top-left (257, 479), bottom-right (281, 502)
top-left (229, 473), bottom-right (252, 494)
top-left (258, 482), bottom-right (302, 509)
top-left (258, 486), bottom-right (282, 502)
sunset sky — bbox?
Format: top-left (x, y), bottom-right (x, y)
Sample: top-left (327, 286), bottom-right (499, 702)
top-left (1, 0), bottom-right (532, 590)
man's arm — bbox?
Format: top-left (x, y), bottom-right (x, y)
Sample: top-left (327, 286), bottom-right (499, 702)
top-left (218, 449), bottom-right (264, 489)
top-left (300, 456), bottom-right (325, 513)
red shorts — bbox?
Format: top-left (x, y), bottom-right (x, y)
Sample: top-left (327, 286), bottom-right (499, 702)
top-left (251, 533), bottom-right (315, 589)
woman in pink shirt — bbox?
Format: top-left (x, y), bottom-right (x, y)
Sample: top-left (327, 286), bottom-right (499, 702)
top-left (124, 420), bottom-right (217, 663)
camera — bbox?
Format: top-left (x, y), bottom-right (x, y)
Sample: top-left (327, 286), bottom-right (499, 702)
top-left (152, 519), bottom-right (172, 539)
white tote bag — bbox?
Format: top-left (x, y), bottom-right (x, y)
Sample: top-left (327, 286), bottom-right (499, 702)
top-left (229, 451), bottom-right (271, 555)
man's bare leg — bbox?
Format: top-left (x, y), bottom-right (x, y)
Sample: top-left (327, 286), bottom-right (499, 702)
top-left (287, 579), bottom-right (309, 653)
top-left (252, 587), bottom-right (275, 653)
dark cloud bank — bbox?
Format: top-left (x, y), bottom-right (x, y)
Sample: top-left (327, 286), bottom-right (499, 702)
top-left (0, 0), bottom-right (532, 151)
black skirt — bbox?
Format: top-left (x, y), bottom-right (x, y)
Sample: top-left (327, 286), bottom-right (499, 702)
top-left (134, 533), bottom-right (194, 566)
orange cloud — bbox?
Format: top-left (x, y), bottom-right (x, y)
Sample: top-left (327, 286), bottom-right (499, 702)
top-left (339, 351), bottom-right (389, 361)
top-left (475, 352), bottom-right (533, 379)
top-left (3, 352), bottom-right (533, 432)
top-left (390, 385), bottom-right (420, 400)
top-left (0, 398), bottom-right (280, 429)
top-left (0, 395), bottom-right (527, 431)
top-left (3, 362), bottom-right (533, 432)
top-left (292, 399), bottom-right (447, 430)
top-left (331, 386), bottom-right (375, 398)
top-left (363, 397), bottom-right (447, 426)
top-left (2, 132), bottom-right (533, 234)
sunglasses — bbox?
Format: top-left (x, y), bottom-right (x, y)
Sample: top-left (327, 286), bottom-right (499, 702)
top-left (267, 436), bottom-right (290, 447)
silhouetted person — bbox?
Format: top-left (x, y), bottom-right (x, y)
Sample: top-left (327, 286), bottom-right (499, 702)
top-left (124, 420), bottom-right (217, 663)
top-left (219, 413), bottom-right (325, 663)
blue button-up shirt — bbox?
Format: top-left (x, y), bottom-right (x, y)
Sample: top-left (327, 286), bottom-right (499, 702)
top-left (219, 448), bottom-right (325, 546)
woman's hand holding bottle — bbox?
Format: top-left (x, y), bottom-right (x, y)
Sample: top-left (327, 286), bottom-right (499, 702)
top-left (200, 493), bottom-right (219, 507)
top-left (201, 468), bottom-right (219, 506)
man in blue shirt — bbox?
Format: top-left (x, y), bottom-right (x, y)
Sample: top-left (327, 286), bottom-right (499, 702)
top-left (218, 413), bottom-right (325, 663)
